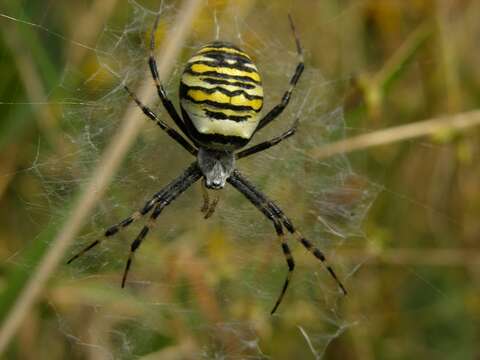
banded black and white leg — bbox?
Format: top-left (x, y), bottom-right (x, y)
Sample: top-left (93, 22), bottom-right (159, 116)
top-left (267, 199), bottom-right (347, 296)
top-left (148, 13), bottom-right (190, 138)
top-left (68, 163), bottom-right (202, 267)
top-left (119, 162), bottom-right (202, 286)
top-left (123, 86), bottom-right (197, 155)
top-left (236, 117), bottom-right (299, 159)
top-left (228, 170), bottom-right (347, 312)
top-left (227, 171), bottom-right (295, 314)
top-left (124, 13), bottom-right (196, 154)
top-left (233, 170), bottom-right (347, 295)
top-left (255, 15), bottom-right (304, 133)
top-left (121, 203), bottom-right (163, 287)
top-left (67, 188), bottom-right (170, 264)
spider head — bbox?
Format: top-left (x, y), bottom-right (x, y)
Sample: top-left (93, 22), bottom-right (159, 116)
top-left (197, 148), bottom-right (235, 190)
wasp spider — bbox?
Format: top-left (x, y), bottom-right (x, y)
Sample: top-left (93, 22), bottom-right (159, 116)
top-left (68, 15), bottom-right (347, 314)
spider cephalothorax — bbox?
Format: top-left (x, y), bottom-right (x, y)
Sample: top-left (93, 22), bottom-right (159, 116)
top-left (197, 148), bottom-right (234, 190)
top-left (68, 15), bottom-right (346, 314)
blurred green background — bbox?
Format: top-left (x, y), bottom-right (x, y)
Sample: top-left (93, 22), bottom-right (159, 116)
top-left (0, 0), bottom-right (479, 359)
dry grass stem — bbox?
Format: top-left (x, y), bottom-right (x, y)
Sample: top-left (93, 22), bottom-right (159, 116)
top-left (311, 109), bottom-right (480, 159)
top-left (340, 248), bottom-right (480, 267)
top-left (0, 0), bottom-right (203, 354)
top-left (66, 0), bottom-right (119, 66)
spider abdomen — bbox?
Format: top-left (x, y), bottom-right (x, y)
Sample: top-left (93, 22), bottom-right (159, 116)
top-left (180, 42), bottom-right (264, 150)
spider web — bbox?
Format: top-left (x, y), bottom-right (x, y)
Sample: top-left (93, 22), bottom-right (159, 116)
top-left (2, 1), bottom-right (377, 359)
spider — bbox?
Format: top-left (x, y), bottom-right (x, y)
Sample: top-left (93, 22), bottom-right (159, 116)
top-left (68, 14), bottom-right (347, 314)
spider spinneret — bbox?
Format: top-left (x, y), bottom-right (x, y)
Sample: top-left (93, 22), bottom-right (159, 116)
top-left (68, 14), bottom-right (346, 315)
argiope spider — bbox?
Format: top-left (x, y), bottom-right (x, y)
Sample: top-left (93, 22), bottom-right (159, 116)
top-left (68, 14), bottom-right (347, 314)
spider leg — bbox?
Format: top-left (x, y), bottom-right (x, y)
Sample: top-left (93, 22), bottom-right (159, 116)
top-left (271, 218), bottom-right (295, 314)
top-left (200, 180), bottom-right (210, 213)
top-left (148, 14), bottom-right (190, 138)
top-left (252, 195), bottom-right (347, 294)
top-left (124, 86), bottom-right (197, 156)
top-left (120, 162), bottom-right (202, 286)
top-left (255, 15), bottom-right (304, 133)
top-left (228, 171), bottom-right (295, 314)
top-left (204, 197), bottom-right (219, 219)
top-left (228, 170), bottom-right (347, 299)
top-left (271, 205), bottom-right (347, 296)
top-left (67, 189), bottom-right (167, 264)
top-left (236, 117), bottom-right (299, 159)
top-left (67, 162), bottom-right (201, 265)
top-left (121, 203), bottom-right (163, 287)
top-left (200, 180), bottom-right (219, 219)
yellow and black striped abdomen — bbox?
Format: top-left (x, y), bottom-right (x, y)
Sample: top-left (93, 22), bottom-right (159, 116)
top-left (180, 42), bottom-right (264, 150)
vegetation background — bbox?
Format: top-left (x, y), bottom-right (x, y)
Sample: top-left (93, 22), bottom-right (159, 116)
top-left (0, 0), bottom-right (479, 359)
